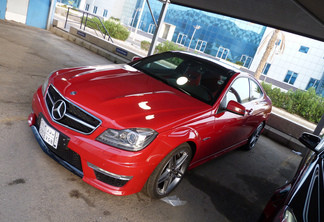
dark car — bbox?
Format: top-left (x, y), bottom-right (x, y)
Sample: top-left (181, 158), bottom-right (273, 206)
top-left (260, 132), bottom-right (323, 221)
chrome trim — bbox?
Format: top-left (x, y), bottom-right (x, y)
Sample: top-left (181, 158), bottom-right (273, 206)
top-left (87, 162), bottom-right (133, 181)
top-left (45, 84), bottom-right (102, 135)
top-left (48, 92), bottom-right (54, 105)
top-left (52, 99), bottom-right (67, 121)
top-left (65, 113), bottom-right (96, 130)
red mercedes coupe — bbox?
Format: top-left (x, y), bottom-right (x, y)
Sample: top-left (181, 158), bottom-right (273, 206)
top-left (28, 51), bottom-right (272, 198)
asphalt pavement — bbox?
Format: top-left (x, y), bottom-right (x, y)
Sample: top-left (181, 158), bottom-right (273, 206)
top-left (0, 19), bottom-right (302, 222)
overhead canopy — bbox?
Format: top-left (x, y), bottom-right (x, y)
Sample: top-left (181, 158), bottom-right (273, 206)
top-left (170, 0), bottom-right (324, 42)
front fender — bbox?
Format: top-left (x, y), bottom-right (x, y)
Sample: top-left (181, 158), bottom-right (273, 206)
top-left (159, 126), bottom-right (200, 158)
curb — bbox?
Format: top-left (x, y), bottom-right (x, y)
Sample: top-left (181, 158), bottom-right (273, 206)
top-left (262, 125), bottom-right (306, 155)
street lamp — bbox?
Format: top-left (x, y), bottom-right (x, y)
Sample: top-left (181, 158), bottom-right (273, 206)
top-left (131, 7), bottom-right (142, 31)
top-left (188, 25), bottom-right (201, 50)
top-left (133, 0), bottom-right (146, 41)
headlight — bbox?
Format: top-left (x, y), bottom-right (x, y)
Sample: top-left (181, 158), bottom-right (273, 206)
top-left (96, 128), bottom-right (158, 151)
top-left (42, 71), bottom-right (56, 95)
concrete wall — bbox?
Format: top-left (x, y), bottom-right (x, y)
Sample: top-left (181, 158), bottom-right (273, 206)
top-left (50, 22), bottom-right (137, 63)
top-left (262, 111), bottom-right (320, 155)
top-left (0, 0), bottom-right (7, 19)
top-left (1, 0), bottom-right (53, 29)
top-left (6, 0), bottom-right (29, 23)
top-left (26, 0), bottom-right (51, 29)
top-left (69, 26), bottom-right (139, 62)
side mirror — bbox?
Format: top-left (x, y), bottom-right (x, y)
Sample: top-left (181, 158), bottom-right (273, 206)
top-left (226, 100), bottom-right (246, 116)
top-left (131, 56), bottom-right (141, 62)
top-left (298, 132), bottom-right (321, 151)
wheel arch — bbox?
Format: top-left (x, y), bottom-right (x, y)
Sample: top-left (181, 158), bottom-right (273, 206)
top-left (159, 126), bottom-right (200, 162)
top-left (186, 141), bottom-right (197, 161)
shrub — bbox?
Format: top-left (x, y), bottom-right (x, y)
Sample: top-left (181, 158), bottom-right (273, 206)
top-left (141, 40), bottom-right (151, 51)
top-left (235, 61), bottom-right (244, 66)
top-left (84, 18), bottom-right (130, 41)
top-left (154, 41), bottom-right (186, 54)
top-left (261, 82), bottom-right (324, 123)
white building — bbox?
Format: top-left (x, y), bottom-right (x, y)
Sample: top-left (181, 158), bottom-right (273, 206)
top-left (250, 27), bottom-right (324, 96)
top-left (80, 0), bottom-right (129, 20)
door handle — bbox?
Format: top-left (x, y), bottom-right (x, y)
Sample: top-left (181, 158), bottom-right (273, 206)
top-left (246, 108), bottom-right (253, 115)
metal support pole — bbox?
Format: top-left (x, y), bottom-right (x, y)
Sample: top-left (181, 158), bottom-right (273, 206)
top-left (146, 0), bottom-right (158, 27)
top-left (314, 114), bottom-right (324, 135)
top-left (147, 0), bottom-right (169, 56)
top-left (84, 14), bottom-right (89, 30)
top-left (47, 0), bottom-right (57, 30)
top-left (64, 7), bottom-right (70, 29)
top-left (80, 12), bottom-right (85, 29)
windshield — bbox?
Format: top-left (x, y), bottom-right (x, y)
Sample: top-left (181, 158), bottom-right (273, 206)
top-left (131, 52), bottom-right (233, 104)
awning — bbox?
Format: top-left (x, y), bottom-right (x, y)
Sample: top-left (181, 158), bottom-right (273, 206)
top-left (170, 0), bottom-right (324, 42)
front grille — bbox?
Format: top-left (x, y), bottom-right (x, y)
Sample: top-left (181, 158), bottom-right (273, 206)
top-left (94, 171), bottom-right (129, 187)
top-left (50, 144), bottom-right (83, 172)
top-left (45, 85), bottom-right (101, 134)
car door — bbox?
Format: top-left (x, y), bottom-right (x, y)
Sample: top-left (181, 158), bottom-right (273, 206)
top-left (203, 77), bottom-right (252, 157)
top-left (242, 79), bottom-right (266, 130)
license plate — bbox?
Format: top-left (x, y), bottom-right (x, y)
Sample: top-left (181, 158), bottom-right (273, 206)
top-left (39, 118), bottom-right (60, 149)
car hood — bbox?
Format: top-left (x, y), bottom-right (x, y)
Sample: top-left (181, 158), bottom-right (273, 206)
top-left (50, 64), bottom-right (211, 132)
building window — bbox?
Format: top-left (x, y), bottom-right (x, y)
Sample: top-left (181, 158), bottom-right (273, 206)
top-left (262, 63), bottom-right (271, 75)
top-left (93, 6), bottom-right (98, 14)
top-left (299, 46), bottom-right (309, 54)
top-left (284, 70), bottom-right (298, 85)
top-left (85, 4), bottom-right (89, 11)
top-left (103, 9), bottom-right (108, 18)
top-left (306, 78), bottom-right (320, 90)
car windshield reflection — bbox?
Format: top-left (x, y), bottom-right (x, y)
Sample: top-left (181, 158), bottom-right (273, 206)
top-left (131, 52), bottom-right (234, 105)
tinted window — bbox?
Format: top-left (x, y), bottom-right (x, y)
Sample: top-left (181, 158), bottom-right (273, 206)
top-left (284, 70), bottom-right (298, 85)
top-left (262, 63), bottom-right (271, 75)
top-left (306, 78), bottom-right (320, 90)
top-left (250, 80), bottom-right (263, 100)
top-left (299, 46), bottom-right (309, 54)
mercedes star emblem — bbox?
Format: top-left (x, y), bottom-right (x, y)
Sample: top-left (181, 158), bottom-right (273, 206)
top-left (52, 99), bottom-right (67, 121)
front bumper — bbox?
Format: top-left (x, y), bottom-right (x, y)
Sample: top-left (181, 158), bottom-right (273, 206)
top-left (30, 123), bottom-right (83, 178)
top-left (29, 87), bottom-right (165, 196)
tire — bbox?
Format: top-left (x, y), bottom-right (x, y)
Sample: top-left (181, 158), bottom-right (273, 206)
top-left (143, 143), bottom-right (192, 199)
top-left (244, 122), bottom-right (264, 150)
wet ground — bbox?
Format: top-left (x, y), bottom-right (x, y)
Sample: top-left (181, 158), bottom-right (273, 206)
top-left (0, 20), bottom-right (302, 222)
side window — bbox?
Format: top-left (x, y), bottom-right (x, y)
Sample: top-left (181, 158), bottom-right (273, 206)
top-left (250, 80), bottom-right (263, 101)
top-left (231, 77), bottom-right (250, 103)
top-left (218, 77), bottom-right (249, 113)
